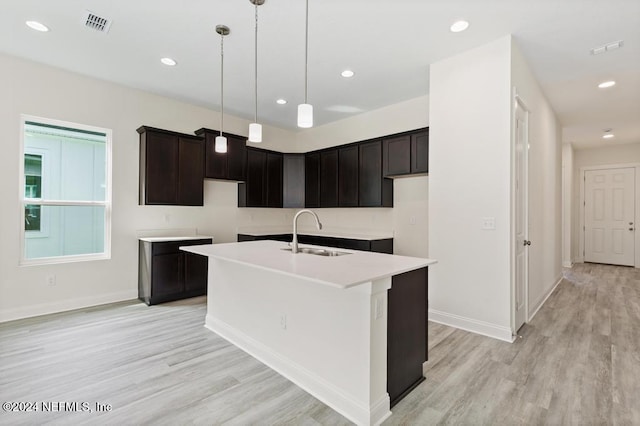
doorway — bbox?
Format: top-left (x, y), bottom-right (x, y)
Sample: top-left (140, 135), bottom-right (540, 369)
top-left (583, 167), bottom-right (636, 266)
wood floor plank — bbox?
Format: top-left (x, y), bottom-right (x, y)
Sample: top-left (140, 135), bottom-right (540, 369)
top-left (1, 263), bottom-right (639, 425)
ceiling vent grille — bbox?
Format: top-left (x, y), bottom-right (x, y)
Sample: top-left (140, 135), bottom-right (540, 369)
top-left (82, 10), bottom-right (112, 34)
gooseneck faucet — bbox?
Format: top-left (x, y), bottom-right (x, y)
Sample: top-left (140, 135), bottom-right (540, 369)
top-left (292, 209), bottom-right (322, 253)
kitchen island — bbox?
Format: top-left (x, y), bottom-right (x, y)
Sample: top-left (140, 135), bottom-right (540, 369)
top-left (181, 240), bottom-right (436, 426)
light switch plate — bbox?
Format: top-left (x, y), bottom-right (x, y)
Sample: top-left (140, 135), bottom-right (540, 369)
top-left (482, 217), bottom-right (496, 230)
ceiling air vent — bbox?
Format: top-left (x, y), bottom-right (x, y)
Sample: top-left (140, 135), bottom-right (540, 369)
top-left (81, 10), bottom-right (112, 34)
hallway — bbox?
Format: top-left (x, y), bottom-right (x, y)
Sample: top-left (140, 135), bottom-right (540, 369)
top-left (389, 263), bottom-right (640, 424)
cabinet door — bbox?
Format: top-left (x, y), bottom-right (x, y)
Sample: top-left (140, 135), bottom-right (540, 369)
top-left (151, 253), bottom-right (184, 296)
top-left (266, 152), bottom-right (283, 208)
top-left (383, 135), bottom-right (411, 177)
top-left (184, 253), bottom-right (208, 293)
top-left (320, 149), bottom-right (339, 208)
top-left (305, 152), bottom-right (320, 208)
top-left (245, 148), bottom-right (267, 206)
top-left (387, 267), bottom-right (428, 406)
top-left (204, 132), bottom-right (227, 179)
top-left (359, 140), bottom-right (383, 207)
top-left (338, 145), bottom-right (359, 207)
top-left (227, 135), bottom-right (247, 181)
top-left (144, 131), bottom-right (179, 204)
top-left (178, 137), bottom-right (204, 206)
top-left (410, 130), bottom-right (429, 174)
top-left (283, 154), bottom-right (305, 208)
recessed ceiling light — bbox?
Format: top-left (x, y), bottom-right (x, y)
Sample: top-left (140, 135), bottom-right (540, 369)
top-left (450, 20), bottom-right (469, 33)
top-left (603, 133), bottom-right (615, 139)
top-left (160, 57), bottom-right (177, 66)
top-left (598, 80), bottom-right (616, 89)
top-left (276, 99), bottom-right (287, 105)
top-left (341, 70), bottom-right (355, 78)
top-left (26, 21), bottom-right (49, 32)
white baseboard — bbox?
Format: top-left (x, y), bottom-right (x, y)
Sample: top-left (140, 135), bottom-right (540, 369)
top-left (428, 309), bottom-right (515, 343)
top-left (562, 261), bottom-right (573, 268)
top-left (0, 290), bottom-right (138, 323)
top-left (528, 273), bottom-right (563, 322)
top-left (206, 315), bottom-right (391, 426)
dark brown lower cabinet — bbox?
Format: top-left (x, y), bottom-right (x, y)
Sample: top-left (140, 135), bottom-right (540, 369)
top-left (237, 234), bottom-right (393, 254)
top-left (138, 238), bottom-right (212, 305)
top-left (387, 267), bottom-right (428, 406)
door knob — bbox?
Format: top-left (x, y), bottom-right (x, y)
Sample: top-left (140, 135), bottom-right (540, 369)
top-left (630, 228), bottom-right (635, 231)
top-left (523, 240), bottom-right (531, 246)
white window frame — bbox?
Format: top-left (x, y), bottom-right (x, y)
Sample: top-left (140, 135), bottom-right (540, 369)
top-left (19, 114), bottom-right (112, 266)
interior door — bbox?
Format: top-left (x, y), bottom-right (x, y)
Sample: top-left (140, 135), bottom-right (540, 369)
top-left (514, 100), bottom-right (528, 332)
top-left (584, 168), bottom-right (635, 266)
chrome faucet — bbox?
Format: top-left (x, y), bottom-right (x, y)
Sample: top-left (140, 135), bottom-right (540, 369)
top-left (292, 209), bottom-right (322, 253)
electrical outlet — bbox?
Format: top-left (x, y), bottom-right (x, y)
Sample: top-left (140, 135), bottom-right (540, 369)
top-left (280, 314), bottom-right (287, 330)
top-left (47, 275), bottom-right (56, 286)
top-left (164, 213), bottom-right (171, 224)
top-left (409, 216), bottom-right (417, 225)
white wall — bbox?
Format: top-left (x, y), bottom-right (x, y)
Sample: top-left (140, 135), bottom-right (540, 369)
top-left (571, 143), bottom-right (640, 261)
top-left (428, 36), bottom-right (562, 341)
top-left (429, 37), bottom-right (513, 340)
top-left (511, 40), bottom-right (563, 319)
top-left (0, 53), bottom-right (295, 322)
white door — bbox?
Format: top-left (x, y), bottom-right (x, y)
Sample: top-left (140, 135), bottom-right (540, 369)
top-left (514, 100), bottom-right (528, 332)
top-left (584, 168), bottom-right (635, 266)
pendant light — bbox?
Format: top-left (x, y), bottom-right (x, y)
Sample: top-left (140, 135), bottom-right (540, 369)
top-left (215, 25), bottom-right (230, 153)
top-left (248, 0), bottom-right (264, 143)
top-left (297, 0), bottom-right (313, 128)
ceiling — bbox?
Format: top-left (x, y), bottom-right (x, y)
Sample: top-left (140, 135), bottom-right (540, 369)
top-left (2, 0), bottom-right (639, 149)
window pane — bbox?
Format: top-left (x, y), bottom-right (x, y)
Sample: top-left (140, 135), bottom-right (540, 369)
top-left (24, 205), bottom-right (105, 260)
top-left (25, 205), bottom-right (41, 231)
top-left (24, 122), bottom-right (107, 202)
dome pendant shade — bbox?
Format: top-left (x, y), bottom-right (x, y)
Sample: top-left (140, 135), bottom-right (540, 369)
top-left (215, 135), bottom-right (228, 153)
top-left (249, 123), bottom-right (262, 142)
top-left (297, 103), bottom-right (313, 128)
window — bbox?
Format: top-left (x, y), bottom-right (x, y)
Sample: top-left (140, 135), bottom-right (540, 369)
top-left (20, 116), bottom-right (112, 265)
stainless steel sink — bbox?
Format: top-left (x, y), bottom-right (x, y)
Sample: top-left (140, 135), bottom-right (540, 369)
top-left (281, 247), bottom-right (351, 257)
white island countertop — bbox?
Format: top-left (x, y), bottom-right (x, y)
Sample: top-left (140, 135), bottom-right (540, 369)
top-left (139, 235), bottom-right (213, 243)
top-left (181, 240), bottom-right (436, 289)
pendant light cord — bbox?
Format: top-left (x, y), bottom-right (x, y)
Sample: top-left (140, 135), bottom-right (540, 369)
top-left (254, 3), bottom-right (258, 123)
top-left (304, 0), bottom-right (309, 104)
top-left (220, 32), bottom-right (225, 137)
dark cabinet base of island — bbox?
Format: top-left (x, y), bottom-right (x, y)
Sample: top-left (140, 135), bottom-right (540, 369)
top-left (388, 266), bottom-right (428, 407)
top-left (139, 238), bottom-right (212, 305)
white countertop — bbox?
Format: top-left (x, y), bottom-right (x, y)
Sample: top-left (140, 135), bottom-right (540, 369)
top-left (236, 227), bottom-right (393, 241)
top-left (181, 240), bottom-right (435, 289)
top-left (139, 235), bottom-right (213, 243)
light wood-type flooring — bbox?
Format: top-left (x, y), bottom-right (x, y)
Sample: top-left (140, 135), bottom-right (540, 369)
top-left (1, 262), bottom-right (638, 425)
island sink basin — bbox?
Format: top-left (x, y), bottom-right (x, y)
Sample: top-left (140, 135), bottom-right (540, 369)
top-left (281, 247), bottom-right (351, 257)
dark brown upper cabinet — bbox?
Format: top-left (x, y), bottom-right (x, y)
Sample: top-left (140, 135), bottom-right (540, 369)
top-left (338, 144), bottom-right (359, 207)
top-left (138, 126), bottom-right (204, 206)
top-left (305, 152), bottom-right (321, 208)
top-left (360, 140), bottom-right (393, 207)
top-left (194, 128), bottom-right (247, 181)
top-left (383, 128), bottom-right (429, 177)
top-left (238, 147), bottom-right (283, 208)
top-left (266, 152), bottom-right (283, 208)
top-left (320, 149), bottom-right (339, 208)
top-left (410, 129), bottom-right (429, 174)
